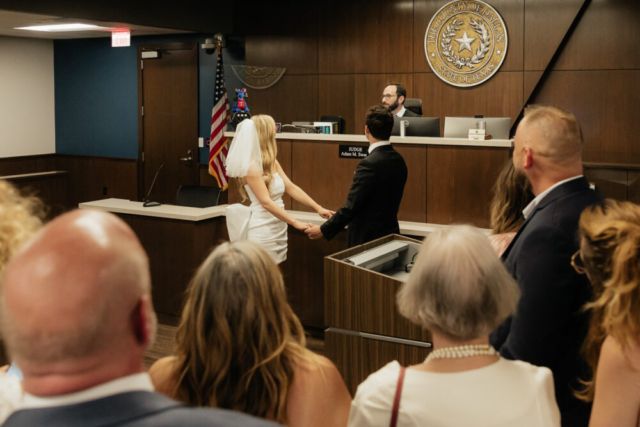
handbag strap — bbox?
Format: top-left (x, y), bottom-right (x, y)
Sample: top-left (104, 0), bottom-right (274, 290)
top-left (389, 366), bottom-right (406, 427)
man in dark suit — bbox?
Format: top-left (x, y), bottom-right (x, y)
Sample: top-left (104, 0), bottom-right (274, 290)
top-left (382, 83), bottom-right (419, 117)
top-left (490, 105), bottom-right (601, 427)
top-left (0, 210), bottom-right (276, 427)
top-left (306, 105), bottom-right (408, 247)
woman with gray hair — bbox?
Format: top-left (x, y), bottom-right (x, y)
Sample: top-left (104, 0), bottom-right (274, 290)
top-left (348, 225), bottom-right (560, 427)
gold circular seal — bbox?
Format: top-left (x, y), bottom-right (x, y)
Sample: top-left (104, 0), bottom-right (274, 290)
top-left (424, 1), bottom-right (508, 87)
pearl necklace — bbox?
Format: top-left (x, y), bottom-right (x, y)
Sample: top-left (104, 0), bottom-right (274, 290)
top-left (425, 344), bottom-right (499, 363)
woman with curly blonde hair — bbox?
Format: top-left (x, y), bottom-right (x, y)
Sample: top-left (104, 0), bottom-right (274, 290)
top-left (0, 180), bottom-right (45, 273)
top-left (0, 180), bottom-right (45, 423)
top-left (149, 241), bottom-right (351, 426)
top-left (573, 199), bottom-right (640, 426)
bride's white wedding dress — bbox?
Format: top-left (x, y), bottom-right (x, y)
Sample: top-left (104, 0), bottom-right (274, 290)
top-left (244, 173), bottom-right (288, 263)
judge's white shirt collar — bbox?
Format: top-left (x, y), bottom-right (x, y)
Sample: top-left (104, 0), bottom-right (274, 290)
top-left (368, 141), bottom-right (391, 154)
top-left (522, 175), bottom-right (584, 220)
top-left (23, 372), bottom-right (154, 409)
top-left (395, 106), bottom-right (407, 117)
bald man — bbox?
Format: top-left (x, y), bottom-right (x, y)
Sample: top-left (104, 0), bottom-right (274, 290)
top-left (0, 210), bottom-right (276, 427)
top-left (490, 105), bottom-right (600, 427)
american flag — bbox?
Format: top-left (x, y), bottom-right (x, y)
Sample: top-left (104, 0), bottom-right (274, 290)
top-left (208, 45), bottom-right (230, 190)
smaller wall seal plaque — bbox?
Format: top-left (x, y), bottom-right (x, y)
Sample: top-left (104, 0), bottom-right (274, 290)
top-left (231, 66), bottom-right (286, 90)
top-left (424, 0), bottom-right (508, 87)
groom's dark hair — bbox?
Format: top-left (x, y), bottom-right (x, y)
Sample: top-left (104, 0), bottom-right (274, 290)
top-left (366, 105), bottom-right (394, 141)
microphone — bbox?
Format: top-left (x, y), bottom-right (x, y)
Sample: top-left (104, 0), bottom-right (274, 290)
top-left (143, 164), bottom-right (164, 207)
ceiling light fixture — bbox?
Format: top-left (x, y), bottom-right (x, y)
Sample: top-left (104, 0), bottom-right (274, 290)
top-left (15, 23), bottom-right (111, 32)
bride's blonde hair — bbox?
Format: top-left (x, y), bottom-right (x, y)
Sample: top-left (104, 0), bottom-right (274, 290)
top-left (237, 115), bottom-right (277, 201)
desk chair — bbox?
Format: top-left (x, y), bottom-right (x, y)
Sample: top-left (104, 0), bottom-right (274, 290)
top-left (405, 98), bottom-right (423, 116)
top-left (175, 185), bottom-right (221, 208)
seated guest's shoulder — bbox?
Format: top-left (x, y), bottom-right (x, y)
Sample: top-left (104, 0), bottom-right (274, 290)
top-left (293, 351), bottom-right (340, 378)
top-left (287, 350), bottom-right (351, 427)
top-left (149, 356), bottom-right (179, 397)
top-left (547, 188), bottom-right (601, 223)
top-left (352, 360), bottom-right (401, 406)
top-left (499, 358), bottom-right (556, 386)
top-left (497, 359), bottom-right (560, 420)
top-left (598, 335), bottom-right (640, 378)
top-left (517, 222), bottom-right (575, 251)
top-left (349, 361), bottom-right (404, 427)
top-left (488, 232), bottom-right (517, 256)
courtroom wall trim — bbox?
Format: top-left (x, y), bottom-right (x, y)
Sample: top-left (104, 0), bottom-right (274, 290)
top-left (0, 36), bottom-right (55, 158)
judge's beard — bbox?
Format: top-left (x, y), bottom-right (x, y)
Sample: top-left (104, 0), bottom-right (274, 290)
top-left (385, 100), bottom-right (399, 112)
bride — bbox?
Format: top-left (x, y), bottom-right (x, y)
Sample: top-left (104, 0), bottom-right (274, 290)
top-left (225, 115), bottom-right (333, 263)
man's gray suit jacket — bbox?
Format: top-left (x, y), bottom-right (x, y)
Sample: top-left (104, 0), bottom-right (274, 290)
top-left (2, 391), bottom-right (280, 427)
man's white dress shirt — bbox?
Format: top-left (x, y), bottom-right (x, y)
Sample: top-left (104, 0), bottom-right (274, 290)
top-left (368, 141), bottom-right (391, 154)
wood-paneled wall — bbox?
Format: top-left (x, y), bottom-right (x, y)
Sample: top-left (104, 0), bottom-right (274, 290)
top-left (584, 164), bottom-right (640, 205)
top-left (0, 154), bottom-right (137, 215)
top-left (0, 155), bottom-right (237, 217)
top-left (3, 172), bottom-right (69, 219)
top-left (242, 0), bottom-right (639, 167)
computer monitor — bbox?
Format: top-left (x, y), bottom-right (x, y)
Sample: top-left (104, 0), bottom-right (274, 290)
top-left (391, 117), bottom-right (440, 137)
top-left (443, 117), bottom-right (511, 139)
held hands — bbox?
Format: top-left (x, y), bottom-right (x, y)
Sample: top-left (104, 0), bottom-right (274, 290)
top-left (305, 224), bottom-right (324, 240)
top-left (293, 221), bottom-right (313, 232)
top-left (317, 207), bottom-right (335, 219)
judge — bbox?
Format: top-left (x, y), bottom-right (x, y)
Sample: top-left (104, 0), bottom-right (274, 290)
top-left (306, 105), bottom-right (407, 247)
top-left (382, 83), bottom-right (418, 117)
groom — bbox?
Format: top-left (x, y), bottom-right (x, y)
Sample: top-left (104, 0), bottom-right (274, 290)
top-left (306, 105), bottom-right (408, 247)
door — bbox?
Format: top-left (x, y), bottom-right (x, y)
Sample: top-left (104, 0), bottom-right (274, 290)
top-left (138, 43), bottom-right (198, 204)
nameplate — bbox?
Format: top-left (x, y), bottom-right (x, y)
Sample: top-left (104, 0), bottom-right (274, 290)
top-left (339, 145), bottom-right (368, 159)
top-left (469, 128), bottom-right (490, 141)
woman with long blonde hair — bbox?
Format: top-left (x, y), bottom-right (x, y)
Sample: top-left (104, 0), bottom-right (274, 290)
top-left (573, 200), bottom-right (640, 426)
top-left (225, 115), bottom-right (333, 263)
top-left (488, 160), bottom-right (534, 256)
top-left (0, 180), bottom-right (45, 273)
top-left (149, 241), bottom-right (351, 426)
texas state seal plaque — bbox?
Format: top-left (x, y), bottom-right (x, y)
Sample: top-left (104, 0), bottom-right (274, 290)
top-left (425, 1), bottom-right (508, 87)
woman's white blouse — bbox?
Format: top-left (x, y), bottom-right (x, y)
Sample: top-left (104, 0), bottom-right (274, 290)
top-left (348, 359), bottom-right (560, 427)
top-left (0, 373), bottom-right (22, 423)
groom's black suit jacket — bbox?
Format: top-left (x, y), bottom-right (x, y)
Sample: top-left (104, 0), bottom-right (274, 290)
top-left (490, 177), bottom-right (601, 427)
top-left (321, 144), bottom-right (407, 247)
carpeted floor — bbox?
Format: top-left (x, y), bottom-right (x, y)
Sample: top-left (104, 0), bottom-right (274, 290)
top-left (144, 323), bottom-right (324, 368)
